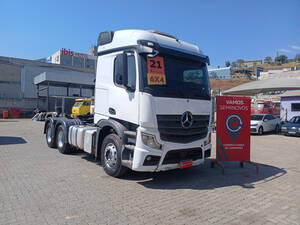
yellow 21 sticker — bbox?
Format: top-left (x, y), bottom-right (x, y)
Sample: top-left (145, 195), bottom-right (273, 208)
top-left (147, 56), bottom-right (166, 85)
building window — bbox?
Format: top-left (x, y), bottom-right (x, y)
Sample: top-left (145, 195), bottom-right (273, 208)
top-left (291, 103), bottom-right (300, 111)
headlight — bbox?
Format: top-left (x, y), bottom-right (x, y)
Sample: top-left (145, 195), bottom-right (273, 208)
top-left (298, 128), bottom-right (300, 131)
top-left (204, 132), bottom-right (211, 146)
top-left (141, 132), bottom-right (161, 150)
top-left (281, 127), bottom-right (287, 130)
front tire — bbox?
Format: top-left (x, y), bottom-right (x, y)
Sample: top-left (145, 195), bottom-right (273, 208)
top-left (258, 126), bottom-right (264, 135)
top-left (101, 134), bottom-right (127, 177)
top-left (46, 123), bottom-right (56, 148)
top-left (56, 125), bottom-right (71, 154)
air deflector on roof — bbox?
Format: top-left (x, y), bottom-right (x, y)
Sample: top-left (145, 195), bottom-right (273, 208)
top-left (148, 30), bottom-right (178, 40)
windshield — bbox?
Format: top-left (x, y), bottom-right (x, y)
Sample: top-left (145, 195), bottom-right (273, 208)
top-left (140, 54), bottom-right (210, 100)
top-left (257, 103), bottom-right (264, 109)
top-left (73, 101), bottom-right (82, 107)
top-left (251, 115), bottom-right (263, 120)
top-left (290, 116), bottom-right (300, 124)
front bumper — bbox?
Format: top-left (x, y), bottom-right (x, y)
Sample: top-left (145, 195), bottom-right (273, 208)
top-left (250, 126), bottom-right (258, 133)
top-left (281, 128), bottom-right (300, 136)
top-left (130, 127), bottom-right (211, 172)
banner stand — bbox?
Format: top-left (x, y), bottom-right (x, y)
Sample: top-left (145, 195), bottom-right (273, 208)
top-left (213, 96), bottom-right (260, 175)
top-left (240, 161), bottom-right (259, 174)
top-left (210, 160), bottom-right (259, 175)
top-left (210, 160), bottom-right (225, 175)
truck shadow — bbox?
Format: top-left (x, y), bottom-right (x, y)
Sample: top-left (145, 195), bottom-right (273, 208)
top-left (0, 136), bottom-right (27, 145)
top-left (122, 159), bottom-right (286, 190)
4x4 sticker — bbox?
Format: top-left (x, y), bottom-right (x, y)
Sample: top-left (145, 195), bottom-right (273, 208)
top-left (147, 57), bottom-right (166, 85)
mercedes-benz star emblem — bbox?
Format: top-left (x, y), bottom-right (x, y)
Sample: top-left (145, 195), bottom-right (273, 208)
top-left (181, 111), bottom-right (193, 129)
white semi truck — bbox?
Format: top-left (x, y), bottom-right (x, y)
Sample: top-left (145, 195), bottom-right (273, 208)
top-left (44, 29), bottom-right (212, 177)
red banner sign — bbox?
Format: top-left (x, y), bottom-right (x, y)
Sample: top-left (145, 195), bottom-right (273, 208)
top-left (216, 96), bottom-right (251, 162)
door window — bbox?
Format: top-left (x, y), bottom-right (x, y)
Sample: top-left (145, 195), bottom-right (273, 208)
top-left (268, 115), bottom-right (275, 120)
top-left (265, 115), bottom-right (274, 120)
top-left (127, 55), bottom-right (136, 90)
top-left (114, 54), bottom-right (136, 90)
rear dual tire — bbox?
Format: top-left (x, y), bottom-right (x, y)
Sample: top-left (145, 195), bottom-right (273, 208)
top-left (56, 125), bottom-right (71, 154)
top-left (46, 123), bottom-right (56, 148)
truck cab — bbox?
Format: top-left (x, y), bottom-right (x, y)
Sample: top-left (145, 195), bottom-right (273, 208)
top-left (44, 29), bottom-right (212, 177)
top-left (251, 100), bottom-right (274, 115)
top-left (94, 30), bottom-right (212, 173)
top-left (71, 98), bottom-right (91, 118)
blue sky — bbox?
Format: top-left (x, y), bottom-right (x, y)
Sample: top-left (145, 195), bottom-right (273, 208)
top-left (0, 0), bottom-right (299, 68)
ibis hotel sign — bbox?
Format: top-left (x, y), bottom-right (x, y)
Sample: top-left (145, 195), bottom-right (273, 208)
top-left (216, 96), bottom-right (251, 162)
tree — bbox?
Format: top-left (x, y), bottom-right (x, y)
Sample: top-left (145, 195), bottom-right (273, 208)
top-left (225, 61), bottom-right (230, 67)
top-left (295, 54), bottom-right (300, 62)
top-left (231, 62), bottom-right (237, 68)
top-left (275, 55), bottom-right (288, 65)
top-left (264, 56), bottom-right (272, 64)
top-left (236, 59), bottom-right (245, 67)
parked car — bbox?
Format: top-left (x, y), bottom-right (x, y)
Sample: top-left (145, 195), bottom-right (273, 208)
top-left (250, 114), bottom-right (281, 135)
top-left (281, 116), bottom-right (300, 136)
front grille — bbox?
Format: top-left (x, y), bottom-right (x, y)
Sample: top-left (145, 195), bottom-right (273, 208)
top-left (157, 114), bottom-right (209, 143)
top-left (162, 148), bottom-right (203, 164)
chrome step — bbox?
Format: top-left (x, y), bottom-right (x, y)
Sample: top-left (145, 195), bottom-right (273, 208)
top-left (124, 144), bottom-right (135, 151)
top-left (124, 131), bottom-right (137, 138)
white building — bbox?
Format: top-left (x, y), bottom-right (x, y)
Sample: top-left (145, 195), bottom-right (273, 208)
top-left (51, 48), bottom-right (97, 70)
top-left (208, 67), bottom-right (231, 79)
top-left (280, 90), bottom-right (300, 121)
top-left (259, 69), bottom-right (300, 80)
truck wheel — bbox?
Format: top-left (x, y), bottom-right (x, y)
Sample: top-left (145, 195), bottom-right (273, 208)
top-left (258, 126), bottom-right (264, 135)
top-left (56, 125), bottom-right (71, 154)
top-left (46, 123), bottom-right (56, 148)
top-left (101, 134), bottom-right (127, 177)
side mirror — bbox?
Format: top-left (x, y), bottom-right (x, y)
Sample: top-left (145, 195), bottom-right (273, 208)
top-left (115, 53), bottom-right (128, 87)
top-left (263, 119), bottom-right (268, 122)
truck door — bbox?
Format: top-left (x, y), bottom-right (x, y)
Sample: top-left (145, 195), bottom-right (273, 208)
top-left (108, 52), bottom-right (139, 125)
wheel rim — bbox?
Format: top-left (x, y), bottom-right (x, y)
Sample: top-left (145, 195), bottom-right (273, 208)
top-left (47, 127), bottom-right (52, 143)
top-left (104, 143), bottom-right (117, 169)
top-left (57, 130), bottom-right (64, 148)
